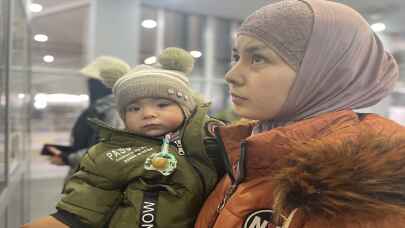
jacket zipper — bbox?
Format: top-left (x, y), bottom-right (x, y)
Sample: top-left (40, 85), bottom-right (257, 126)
top-left (214, 126), bottom-right (235, 183)
top-left (173, 110), bottom-right (208, 197)
top-left (210, 140), bottom-right (247, 227)
top-left (175, 137), bottom-right (207, 196)
top-left (173, 140), bottom-right (185, 156)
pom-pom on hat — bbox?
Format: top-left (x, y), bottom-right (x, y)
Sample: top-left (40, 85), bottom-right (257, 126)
top-left (80, 47), bottom-right (196, 119)
top-left (80, 56), bottom-right (131, 86)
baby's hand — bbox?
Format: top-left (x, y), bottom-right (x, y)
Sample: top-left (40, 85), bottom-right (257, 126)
top-left (21, 216), bottom-right (69, 228)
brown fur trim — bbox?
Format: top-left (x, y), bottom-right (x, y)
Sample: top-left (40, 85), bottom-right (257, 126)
top-left (272, 129), bottom-right (405, 224)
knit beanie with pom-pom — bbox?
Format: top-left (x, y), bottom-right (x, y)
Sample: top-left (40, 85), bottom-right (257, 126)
top-left (80, 47), bottom-right (196, 119)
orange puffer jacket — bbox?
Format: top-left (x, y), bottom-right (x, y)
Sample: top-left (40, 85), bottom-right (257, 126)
top-left (195, 110), bottom-right (405, 228)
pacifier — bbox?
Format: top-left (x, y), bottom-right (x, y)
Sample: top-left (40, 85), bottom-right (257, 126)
top-left (144, 134), bottom-right (177, 176)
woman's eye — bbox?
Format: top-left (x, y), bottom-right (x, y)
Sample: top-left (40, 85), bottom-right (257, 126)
top-left (252, 55), bottom-right (266, 64)
top-left (231, 53), bottom-right (240, 65)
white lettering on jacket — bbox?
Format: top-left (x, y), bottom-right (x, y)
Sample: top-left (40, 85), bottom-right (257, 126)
top-left (141, 202), bottom-right (156, 227)
top-left (248, 216), bottom-right (268, 228)
top-left (105, 146), bottom-right (153, 163)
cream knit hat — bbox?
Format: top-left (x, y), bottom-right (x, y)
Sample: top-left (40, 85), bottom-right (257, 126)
top-left (80, 47), bottom-right (196, 119)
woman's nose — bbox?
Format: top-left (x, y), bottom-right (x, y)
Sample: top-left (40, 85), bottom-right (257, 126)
top-left (225, 64), bottom-right (245, 86)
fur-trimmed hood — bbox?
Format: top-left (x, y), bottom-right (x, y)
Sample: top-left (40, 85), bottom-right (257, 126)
top-left (272, 128), bottom-right (405, 226)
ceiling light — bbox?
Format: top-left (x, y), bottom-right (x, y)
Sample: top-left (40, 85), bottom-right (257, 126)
top-left (144, 56), bottom-right (157, 65)
top-left (371, 22), bottom-right (386, 32)
top-left (18, 93), bottom-right (25, 99)
top-left (43, 55), bottom-right (54, 63)
top-left (29, 3), bottom-right (43, 13)
top-left (34, 34), bottom-right (48, 42)
top-left (190, 51), bottom-right (202, 58)
top-left (142, 19), bottom-right (157, 29)
top-left (34, 93), bottom-right (47, 109)
top-left (34, 100), bottom-right (47, 109)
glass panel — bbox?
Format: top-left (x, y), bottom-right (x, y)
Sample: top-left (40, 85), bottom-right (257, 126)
top-left (210, 18), bottom-right (232, 114)
top-left (30, 3), bottom-right (87, 70)
top-left (0, 210), bottom-right (6, 227)
top-left (186, 15), bottom-right (205, 79)
top-left (140, 6), bottom-right (157, 64)
top-left (7, 178), bottom-right (22, 227)
top-left (9, 0), bottom-right (30, 163)
top-left (213, 18), bottom-right (232, 79)
top-left (164, 10), bottom-right (206, 90)
top-left (0, 0), bottom-right (9, 190)
top-left (164, 10), bottom-right (187, 49)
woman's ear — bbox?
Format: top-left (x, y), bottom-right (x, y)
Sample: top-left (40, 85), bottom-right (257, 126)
top-left (80, 56), bottom-right (130, 88)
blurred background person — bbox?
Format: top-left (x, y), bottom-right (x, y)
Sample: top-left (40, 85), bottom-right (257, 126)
top-left (46, 78), bottom-right (123, 182)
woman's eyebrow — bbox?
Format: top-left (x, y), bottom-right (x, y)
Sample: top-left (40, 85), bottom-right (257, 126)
top-left (244, 45), bottom-right (267, 54)
top-left (234, 45), bottom-right (270, 54)
top-left (232, 45), bottom-right (265, 53)
top-left (233, 44), bottom-right (277, 58)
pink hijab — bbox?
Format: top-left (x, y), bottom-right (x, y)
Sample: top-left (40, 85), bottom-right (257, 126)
top-left (249, 0), bottom-right (399, 132)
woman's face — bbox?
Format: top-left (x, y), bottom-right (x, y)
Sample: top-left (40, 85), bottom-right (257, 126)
top-left (225, 35), bottom-right (296, 120)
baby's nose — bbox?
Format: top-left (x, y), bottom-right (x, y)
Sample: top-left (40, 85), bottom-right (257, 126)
top-left (142, 107), bottom-right (158, 118)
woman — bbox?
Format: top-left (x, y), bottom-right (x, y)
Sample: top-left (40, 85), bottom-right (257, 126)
top-left (195, 0), bottom-right (405, 227)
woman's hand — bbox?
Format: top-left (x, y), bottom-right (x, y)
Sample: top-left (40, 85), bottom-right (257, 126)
top-left (21, 216), bottom-right (69, 228)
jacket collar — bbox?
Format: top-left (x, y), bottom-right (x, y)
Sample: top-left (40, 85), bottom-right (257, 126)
top-left (218, 110), bottom-right (359, 180)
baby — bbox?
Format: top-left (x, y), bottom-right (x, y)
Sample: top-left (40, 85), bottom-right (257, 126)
top-left (22, 47), bottom-right (225, 228)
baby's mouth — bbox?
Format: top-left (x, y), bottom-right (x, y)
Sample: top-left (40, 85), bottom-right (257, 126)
top-left (143, 123), bottom-right (161, 129)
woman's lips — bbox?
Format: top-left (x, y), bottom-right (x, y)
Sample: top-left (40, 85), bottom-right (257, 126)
top-left (230, 93), bottom-right (247, 104)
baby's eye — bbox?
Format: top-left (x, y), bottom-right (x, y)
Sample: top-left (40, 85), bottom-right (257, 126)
top-left (126, 106), bottom-right (140, 112)
top-left (157, 102), bottom-right (171, 108)
top-left (251, 55), bottom-right (266, 64)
